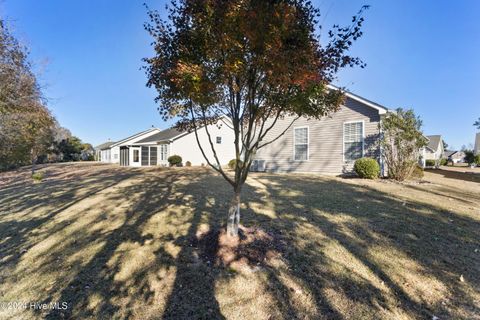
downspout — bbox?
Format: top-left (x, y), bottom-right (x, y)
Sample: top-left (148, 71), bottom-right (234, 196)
top-left (379, 113), bottom-right (386, 177)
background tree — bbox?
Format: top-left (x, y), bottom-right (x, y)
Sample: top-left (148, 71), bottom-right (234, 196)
top-left (464, 150), bottom-right (475, 165)
top-left (0, 19), bottom-right (56, 172)
top-left (380, 108), bottom-right (427, 181)
top-left (145, 0), bottom-right (368, 236)
top-left (54, 136), bottom-right (85, 162)
top-left (442, 139), bottom-right (448, 151)
top-left (474, 117), bottom-right (480, 129)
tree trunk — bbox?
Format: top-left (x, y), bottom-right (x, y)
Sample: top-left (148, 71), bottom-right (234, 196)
top-left (31, 149), bottom-right (36, 175)
top-left (226, 190), bottom-right (241, 237)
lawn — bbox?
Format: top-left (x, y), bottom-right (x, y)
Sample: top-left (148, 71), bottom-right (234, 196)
top-left (0, 163), bottom-right (478, 319)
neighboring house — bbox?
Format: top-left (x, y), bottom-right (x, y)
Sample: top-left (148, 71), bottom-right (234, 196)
top-left (94, 141), bottom-right (115, 162)
top-left (252, 90), bottom-right (389, 175)
top-left (100, 119), bottom-right (235, 167)
top-left (475, 132), bottom-right (480, 155)
top-left (420, 135), bottom-right (444, 167)
top-left (445, 150), bottom-right (465, 164)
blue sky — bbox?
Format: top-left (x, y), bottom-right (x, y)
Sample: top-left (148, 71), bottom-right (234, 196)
top-left (2, 0), bottom-right (479, 149)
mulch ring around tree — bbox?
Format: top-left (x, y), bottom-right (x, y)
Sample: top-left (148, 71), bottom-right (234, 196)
top-left (190, 225), bottom-right (286, 272)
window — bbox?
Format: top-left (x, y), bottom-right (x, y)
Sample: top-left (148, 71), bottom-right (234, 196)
top-left (344, 121), bottom-right (364, 161)
top-left (294, 127), bottom-right (308, 161)
top-left (216, 136), bottom-right (222, 144)
top-left (159, 144), bottom-right (168, 161)
top-left (133, 149), bottom-right (139, 162)
top-left (114, 154), bottom-right (118, 159)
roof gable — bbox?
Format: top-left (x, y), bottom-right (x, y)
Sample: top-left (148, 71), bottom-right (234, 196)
top-left (94, 141), bottom-right (116, 150)
top-left (136, 127), bottom-right (184, 144)
top-left (110, 128), bottom-right (161, 147)
top-left (426, 135), bottom-right (442, 152)
top-left (327, 84), bottom-right (390, 114)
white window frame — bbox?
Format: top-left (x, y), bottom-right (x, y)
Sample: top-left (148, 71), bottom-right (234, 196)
top-left (159, 144), bottom-right (169, 161)
top-left (293, 126), bottom-right (309, 161)
top-left (343, 120), bottom-right (365, 162)
top-left (133, 149), bottom-right (140, 163)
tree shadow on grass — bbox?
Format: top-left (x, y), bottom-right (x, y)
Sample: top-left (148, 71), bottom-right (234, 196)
top-left (1, 166), bottom-right (479, 319)
top-left (426, 168), bottom-right (480, 183)
top-left (41, 169), bottom-right (229, 319)
top-left (0, 167), bottom-right (138, 280)
top-left (248, 173), bottom-right (479, 319)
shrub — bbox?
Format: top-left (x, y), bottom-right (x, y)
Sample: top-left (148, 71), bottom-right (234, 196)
top-left (185, 161), bottom-right (192, 167)
top-left (353, 157), bottom-right (380, 179)
top-left (409, 165), bottom-right (424, 179)
top-left (474, 155), bottom-right (480, 166)
top-left (380, 108), bottom-right (427, 181)
top-left (32, 171), bottom-right (44, 182)
top-left (228, 159), bottom-right (243, 170)
top-left (425, 159), bottom-right (436, 167)
top-left (464, 150), bottom-right (475, 164)
top-left (439, 158), bottom-right (448, 166)
top-left (167, 155), bottom-right (182, 166)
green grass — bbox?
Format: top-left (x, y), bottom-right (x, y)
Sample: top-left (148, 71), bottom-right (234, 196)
top-left (0, 163), bottom-right (478, 319)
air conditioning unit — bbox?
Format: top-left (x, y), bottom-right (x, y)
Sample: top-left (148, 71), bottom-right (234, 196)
top-left (250, 160), bottom-right (266, 172)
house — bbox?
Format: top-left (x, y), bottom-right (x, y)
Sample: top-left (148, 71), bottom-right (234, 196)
top-left (252, 89), bottom-right (390, 175)
top-left (475, 132), bottom-right (480, 155)
top-left (420, 135), bottom-right (444, 167)
top-left (101, 119), bottom-right (235, 167)
top-left (445, 150), bottom-right (465, 164)
top-left (107, 128), bottom-right (162, 165)
top-left (94, 141), bottom-right (116, 162)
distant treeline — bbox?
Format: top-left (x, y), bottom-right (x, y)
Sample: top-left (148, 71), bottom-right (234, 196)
top-left (0, 19), bottom-right (93, 172)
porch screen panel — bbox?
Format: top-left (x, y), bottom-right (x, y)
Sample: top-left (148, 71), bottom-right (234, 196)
top-left (150, 147), bottom-right (157, 165)
top-left (141, 146), bottom-right (149, 166)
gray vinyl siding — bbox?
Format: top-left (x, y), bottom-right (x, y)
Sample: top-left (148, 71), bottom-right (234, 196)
top-left (254, 97), bottom-right (381, 175)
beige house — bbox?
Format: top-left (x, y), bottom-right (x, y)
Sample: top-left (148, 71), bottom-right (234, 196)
top-left (253, 90), bottom-right (389, 175)
top-left (445, 150), bottom-right (466, 164)
top-left (420, 135), bottom-right (444, 167)
top-left (475, 132), bottom-right (480, 156)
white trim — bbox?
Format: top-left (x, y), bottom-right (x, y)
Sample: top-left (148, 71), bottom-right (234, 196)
top-left (327, 84), bottom-right (388, 114)
top-left (293, 126), bottom-right (309, 161)
top-left (158, 115), bottom-right (233, 143)
top-left (110, 128), bottom-right (161, 148)
top-left (343, 120), bottom-right (365, 162)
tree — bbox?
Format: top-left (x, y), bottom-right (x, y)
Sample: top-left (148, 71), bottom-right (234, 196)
top-left (464, 150), bottom-right (475, 165)
top-left (55, 136), bottom-right (84, 161)
top-left (474, 117), bottom-right (480, 130)
top-left (379, 108), bottom-right (427, 181)
top-left (442, 139), bottom-right (448, 151)
top-left (0, 19), bottom-right (56, 172)
top-left (144, 0), bottom-right (368, 236)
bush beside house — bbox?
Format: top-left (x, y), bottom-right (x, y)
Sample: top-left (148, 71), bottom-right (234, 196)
top-left (228, 159), bottom-right (243, 170)
top-left (425, 159), bottom-right (436, 167)
top-left (409, 165), bottom-right (424, 179)
top-left (354, 158), bottom-right (380, 179)
top-left (168, 155), bottom-right (182, 167)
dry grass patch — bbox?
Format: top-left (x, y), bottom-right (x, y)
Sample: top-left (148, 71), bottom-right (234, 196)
top-left (0, 163), bottom-right (478, 319)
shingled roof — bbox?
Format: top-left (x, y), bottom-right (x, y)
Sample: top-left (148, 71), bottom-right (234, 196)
top-left (426, 135), bottom-right (441, 152)
top-left (136, 127), bottom-right (184, 143)
top-left (94, 141), bottom-right (116, 150)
